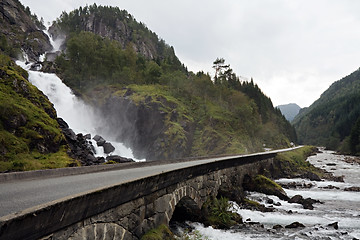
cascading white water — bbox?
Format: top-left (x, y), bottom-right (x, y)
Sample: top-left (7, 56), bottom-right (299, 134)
top-left (16, 29), bottom-right (143, 161)
top-left (26, 70), bottom-right (140, 160)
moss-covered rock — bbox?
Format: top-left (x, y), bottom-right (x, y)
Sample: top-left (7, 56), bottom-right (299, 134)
top-left (243, 174), bottom-right (289, 200)
top-left (0, 53), bottom-right (75, 171)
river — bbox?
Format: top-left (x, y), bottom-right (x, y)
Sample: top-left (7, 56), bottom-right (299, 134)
top-left (183, 150), bottom-right (360, 239)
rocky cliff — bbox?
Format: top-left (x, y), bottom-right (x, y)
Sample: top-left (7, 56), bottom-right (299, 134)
top-left (0, 0), bottom-right (51, 61)
top-left (49, 4), bottom-right (180, 62)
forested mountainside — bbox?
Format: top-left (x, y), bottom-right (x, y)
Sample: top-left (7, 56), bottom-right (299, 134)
top-left (293, 68), bottom-right (360, 155)
top-left (277, 103), bottom-right (301, 122)
top-left (0, 1), bottom-right (297, 169)
top-left (50, 5), bottom-right (296, 160)
top-left (49, 4), bottom-right (182, 65)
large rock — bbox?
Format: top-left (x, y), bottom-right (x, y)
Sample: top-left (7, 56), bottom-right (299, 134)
top-left (243, 175), bottom-right (289, 201)
top-left (57, 118), bottom-right (97, 166)
top-left (285, 222), bottom-right (305, 229)
top-left (288, 195), bottom-right (321, 210)
top-left (93, 135), bottom-right (106, 146)
top-left (106, 155), bottom-right (134, 163)
top-left (103, 142), bottom-right (115, 154)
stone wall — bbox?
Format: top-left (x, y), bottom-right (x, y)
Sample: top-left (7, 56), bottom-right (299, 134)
top-left (41, 158), bottom-right (273, 240)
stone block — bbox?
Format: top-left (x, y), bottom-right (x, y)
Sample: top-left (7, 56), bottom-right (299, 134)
top-left (145, 203), bottom-right (155, 218)
top-left (104, 223), bottom-right (115, 239)
top-left (95, 224), bottom-right (104, 239)
top-left (154, 194), bottom-right (172, 213)
top-left (84, 225), bottom-right (95, 239)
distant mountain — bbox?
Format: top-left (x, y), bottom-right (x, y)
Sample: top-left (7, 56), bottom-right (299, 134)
top-left (277, 103), bottom-right (301, 122)
top-left (293, 68), bottom-right (360, 154)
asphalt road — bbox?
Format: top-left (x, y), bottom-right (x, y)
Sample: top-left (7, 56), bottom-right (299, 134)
top-left (0, 148), bottom-right (296, 218)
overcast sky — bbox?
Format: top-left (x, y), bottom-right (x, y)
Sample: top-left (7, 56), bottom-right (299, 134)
top-left (21, 0), bottom-right (360, 107)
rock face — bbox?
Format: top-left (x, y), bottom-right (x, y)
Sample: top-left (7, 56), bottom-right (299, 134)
top-left (0, 0), bottom-right (51, 61)
top-left (96, 92), bottom-right (194, 161)
top-left (48, 5), bottom-right (177, 61)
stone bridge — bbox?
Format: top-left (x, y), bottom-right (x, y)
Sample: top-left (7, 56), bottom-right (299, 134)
top-left (0, 148), bottom-right (296, 240)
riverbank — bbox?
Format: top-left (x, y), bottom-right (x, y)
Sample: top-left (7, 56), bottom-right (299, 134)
top-left (184, 149), bottom-right (360, 239)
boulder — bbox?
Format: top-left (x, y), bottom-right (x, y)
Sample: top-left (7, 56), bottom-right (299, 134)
top-left (327, 222), bottom-right (339, 230)
top-left (103, 142), bottom-right (115, 154)
top-left (93, 135), bottom-right (106, 146)
top-left (288, 195), bottom-right (321, 210)
top-left (285, 222), bottom-right (305, 229)
top-left (273, 224), bottom-right (283, 230)
top-left (57, 118), bottom-right (97, 166)
top-left (344, 187), bottom-right (360, 192)
top-left (95, 157), bottom-right (106, 164)
top-left (301, 172), bottom-right (321, 181)
top-left (93, 134), bottom-right (104, 142)
top-left (288, 195), bottom-right (304, 204)
top-left (106, 155), bottom-right (134, 163)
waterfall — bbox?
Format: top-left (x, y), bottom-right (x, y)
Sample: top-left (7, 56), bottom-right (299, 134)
top-left (16, 30), bottom-right (142, 161)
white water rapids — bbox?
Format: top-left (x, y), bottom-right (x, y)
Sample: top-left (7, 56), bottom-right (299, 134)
top-left (182, 150), bottom-right (360, 239)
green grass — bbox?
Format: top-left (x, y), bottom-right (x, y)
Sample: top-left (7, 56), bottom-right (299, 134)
top-left (141, 224), bottom-right (175, 240)
top-left (272, 146), bottom-right (324, 178)
top-left (202, 196), bottom-right (242, 229)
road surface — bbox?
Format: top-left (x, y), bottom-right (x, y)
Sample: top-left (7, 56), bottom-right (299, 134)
top-left (0, 148), bottom-right (297, 217)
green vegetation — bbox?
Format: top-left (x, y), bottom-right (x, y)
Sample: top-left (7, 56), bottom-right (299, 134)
top-left (0, 53), bottom-right (75, 172)
top-left (141, 224), bottom-right (175, 240)
top-left (52, 5), bottom-right (296, 158)
top-left (56, 34), bottom-right (296, 156)
top-left (243, 174), bottom-right (288, 200)
top-left (201, 196), bottom-right (242, 229)
top-left (271, 146), bottom-right (324, 179)
top-left (293, 68), bottom-right (360, 153)
top-left (348, 117), bottom-right (360, 155)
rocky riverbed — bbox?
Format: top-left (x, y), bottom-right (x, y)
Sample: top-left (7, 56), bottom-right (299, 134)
top-left (178, 150), bottom-right (360, 239)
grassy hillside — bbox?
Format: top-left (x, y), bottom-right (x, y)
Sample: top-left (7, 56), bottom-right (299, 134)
top-left (0, 54), bottom-right (75, 171)
top-left (293, 68), bottom-right (360, 154)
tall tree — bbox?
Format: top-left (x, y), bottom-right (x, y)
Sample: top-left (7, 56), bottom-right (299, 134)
top-left (212, 58), bottom-right (229, 85)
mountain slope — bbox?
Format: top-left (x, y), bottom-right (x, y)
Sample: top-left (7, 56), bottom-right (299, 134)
top-left (0, 53), bottom-right (76, 171)
top-left (49, 4), bottom-right (182, 66)
top-left (293, 68), bottom-right (360, 153)
top-left (0, 3), bottom-right (297, 164)
top-left (0, 0), bottom-right (51, 61)
top-left (48, 5), bottom-right (296, 160)
top-left (277, 103), bottom-right (301, 122)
